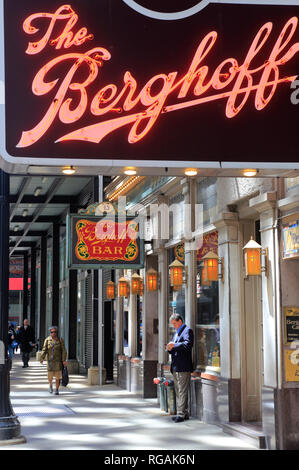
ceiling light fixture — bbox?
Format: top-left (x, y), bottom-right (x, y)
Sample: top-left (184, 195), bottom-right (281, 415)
top-left (243, 168), bottom-right (257, 177)
top-left (124, 167), bottom-right (137, 176)
top-left (184, 168), bottom-right (198, 177)
top-left (62, 165), bottom-right (76, 175)
top-left (34, 186), bottom-right (42, 196)
top-left (22, 209), bottom-right (28, 217)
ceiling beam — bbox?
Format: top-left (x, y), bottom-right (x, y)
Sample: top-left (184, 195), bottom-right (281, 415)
top-left (10, 251), bottom-right (30, 257)
top-left (9, 195), bottom-right (77, 205)
top-left (9, 241), bottom-right (37, 248)
top-left (9, 230), bottom-right (47, 237)
top-left (9, 176), bottom-right (32, 222)
top-left (11, 215), bottom-right (59, 223)
top-left (10, 177), bottom-right (65, 256)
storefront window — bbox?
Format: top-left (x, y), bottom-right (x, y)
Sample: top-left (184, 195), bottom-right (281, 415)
top-left (168, 246), bottom-right (186, 345)
top-left (196, 231), bottom-right (220, 373)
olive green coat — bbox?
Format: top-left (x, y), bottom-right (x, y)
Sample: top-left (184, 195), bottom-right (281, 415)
top-left (40, 336), bottom-right (67, 371)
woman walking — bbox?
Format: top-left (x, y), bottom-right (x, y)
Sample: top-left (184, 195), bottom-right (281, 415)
top-left (40, 326), bottom-right (67, 395)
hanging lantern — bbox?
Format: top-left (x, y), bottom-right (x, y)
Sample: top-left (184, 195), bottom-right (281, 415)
top-left (169, 259), bottom-right (184, 288)
top-left (139, 278), bottom-right (144, 296)
top-left (146, 268), bottom-right (158, 292)
top-left (202, 251), bottom-right (219, 283)
top-left (243, 237), bottom-right (262, 276)
top-left (106, 280), bottom-right (115, 299)
top-left (118, 277), bottom-right (130, 297)
top-left (131, 273), bottom-right (142, 295)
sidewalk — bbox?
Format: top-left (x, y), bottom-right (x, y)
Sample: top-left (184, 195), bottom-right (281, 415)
top-left (1, 353), bottom-right (257, 451)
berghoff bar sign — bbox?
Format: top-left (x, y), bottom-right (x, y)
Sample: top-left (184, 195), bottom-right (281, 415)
top-left (2, 0), bottom-right (299, 165)
top-left (67, 202), bottom-right (144, 269)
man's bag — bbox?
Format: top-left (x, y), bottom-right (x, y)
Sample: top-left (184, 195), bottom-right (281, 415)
top-left (61, 365), bottom-right (69, 387)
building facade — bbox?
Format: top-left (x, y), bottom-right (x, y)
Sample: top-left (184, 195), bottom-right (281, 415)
top-left (103, 174), bottom-right (299, 450)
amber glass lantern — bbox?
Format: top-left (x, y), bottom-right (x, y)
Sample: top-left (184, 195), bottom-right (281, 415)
top-left (201, 251), bottom-right (219, 283)
top-left (106, 280), bottom-right (115, 299)
top-left (243, 237), bottom-right (262, 276)
top-left (169, 259), bottom-right (184, 288)
top-left (139, 278), bottom-right (144, 296)
top-left (131, 273), bottom-right (142, 295)
top-left (146, 268), bottom-right (158, 292)
top-left (118, 277), bottom-right (130, 297)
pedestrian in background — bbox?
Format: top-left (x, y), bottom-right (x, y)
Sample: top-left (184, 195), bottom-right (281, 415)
top-left (14, 326), bottom-right (20, 352)
top-left (167, 313), bottom-right (194, 423)
top-left (18, 318), bottom-right (36, 368)
top-left (40, 326), bottom-right (67, 395)
top-left (8, 322), bottom-right (15, 360)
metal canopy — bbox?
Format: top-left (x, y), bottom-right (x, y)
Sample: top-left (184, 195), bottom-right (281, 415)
top-left (9, 174), bottom-right (94, 257)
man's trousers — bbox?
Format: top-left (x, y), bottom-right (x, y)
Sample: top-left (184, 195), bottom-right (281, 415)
top-left (172, 371), bottom-right (191, 418)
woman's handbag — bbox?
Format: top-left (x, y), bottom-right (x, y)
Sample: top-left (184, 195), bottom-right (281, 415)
top-left (61, 364), bottom-right (69, 387)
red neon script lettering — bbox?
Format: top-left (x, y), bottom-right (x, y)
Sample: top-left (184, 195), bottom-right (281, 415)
top-left (23, 4), bottom-right (93, 54)
top-left (17, 5), bottom-right (299, 148)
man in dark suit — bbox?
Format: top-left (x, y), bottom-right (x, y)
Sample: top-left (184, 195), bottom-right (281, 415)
top-left (167, 313), bottom-right (194, 423)
top-left (18, 319), bottom-right (36, 368)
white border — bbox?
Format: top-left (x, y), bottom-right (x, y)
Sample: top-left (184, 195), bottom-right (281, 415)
top-left (122, 0), bottom-right (299, 20)
top-left (0, 0), bottom-right (299, 174)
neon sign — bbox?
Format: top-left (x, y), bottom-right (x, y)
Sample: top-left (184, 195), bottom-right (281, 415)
top-left (17, 4), bottom-right (299, 149)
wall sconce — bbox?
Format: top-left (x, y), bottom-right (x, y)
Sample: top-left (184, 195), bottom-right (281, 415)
top-left (146, 268), bottom-right (159, 292)
top-left (201, 251), bottom-right (224, 283)
top-left (106, 280), bottom-right (115, 300)
top-left (131, 273), bottom-right (143, 295)
top-left (118, 277), bottom-right (130, 297)
top-left (243, 237), bottom-right (268, 276)
top-left (169, 259), bottom-right (187, 289)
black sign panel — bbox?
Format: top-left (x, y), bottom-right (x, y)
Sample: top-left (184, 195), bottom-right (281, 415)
top-left (2, 0), bottom-right (299, 163)
top-left (67, 214), bottom-right (144, 269)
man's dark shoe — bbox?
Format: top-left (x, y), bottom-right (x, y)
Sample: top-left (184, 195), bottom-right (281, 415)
top-left (172, 415), bottom-right (189, 421)
top-left (173, 416), bottom-right (185, 423)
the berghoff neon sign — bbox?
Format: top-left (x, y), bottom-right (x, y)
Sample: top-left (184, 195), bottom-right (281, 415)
top-left (17, 4), bottom-right (299, 149)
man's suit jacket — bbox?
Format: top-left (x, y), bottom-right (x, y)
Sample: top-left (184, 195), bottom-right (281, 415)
top-left (170, 324), bottom-right (194, 373)
top-left (18, 326), bottom-right (35, 353)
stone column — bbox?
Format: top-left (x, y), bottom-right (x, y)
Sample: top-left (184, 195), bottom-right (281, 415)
top-left (142, 255), bottom-right (159, 398)
top-left (213, 211), bottom-right (242, 422)
top-left (115, 269), bottom-right (124, 356)
top-left (181, 177), bottom-right (197, 332)
top-left (143, 256), bottom-right (159, 361)
top-left (249, 191), bottom-right (290, 449)
top-left (128, 271), bottom-right (137, 358)
top-left (158, 248), bottom-right (168, 367)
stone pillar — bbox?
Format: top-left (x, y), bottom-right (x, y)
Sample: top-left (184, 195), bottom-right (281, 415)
top-left (115, 269), bottom-right (124, 355)
top-left (143, 256), bottom-right (159, 361)
top-left (158, 248), bottom-right (168, 366)
top-left (142, 255), bottom-right (159, 398)
top-left (128, 271), bottom-right (137, 358)
top-left (213, 212), bottom-right (242, 422)
top-left (181, 177), bottom-right (197, 332)
top-left (249, 193), bottom-right (280, 389)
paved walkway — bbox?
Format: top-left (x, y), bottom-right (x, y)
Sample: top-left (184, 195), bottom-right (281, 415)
top-left (1, 353), bottom-right (257, 451)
